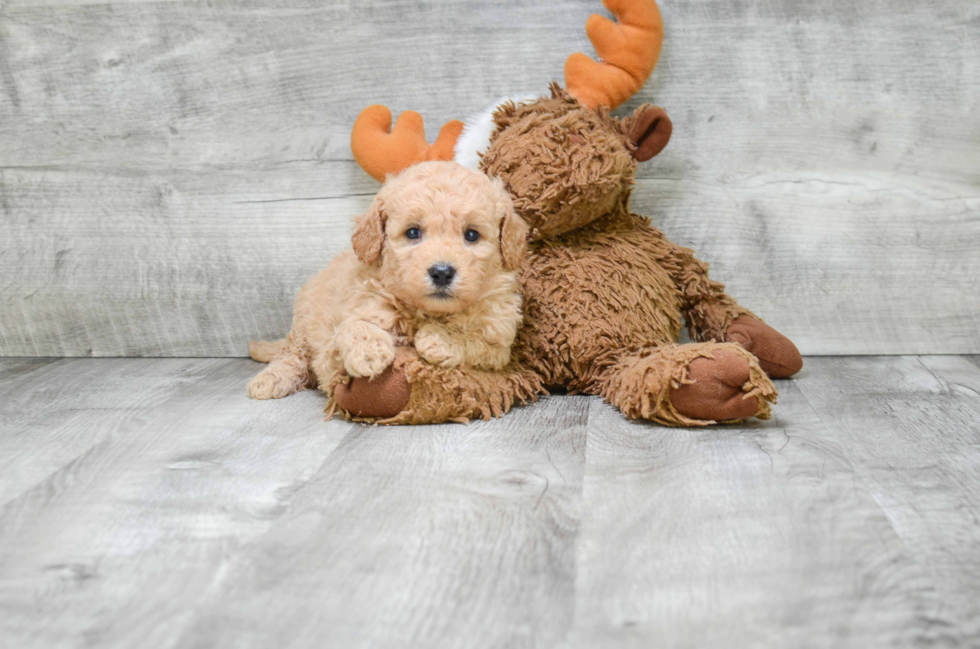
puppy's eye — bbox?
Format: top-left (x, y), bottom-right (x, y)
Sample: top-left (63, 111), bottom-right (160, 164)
top-left (464, 229), bottom-right (481, 243)
top-left (405, 227), bottom-right (421, 240)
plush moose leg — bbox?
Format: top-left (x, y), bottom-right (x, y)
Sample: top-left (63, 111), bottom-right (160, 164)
top-left (594, 342), bottom-right (777, 426)
top-left (333, 347), bottom-right (545, 424)
top-left (651, 227), bottom-right (803, 378)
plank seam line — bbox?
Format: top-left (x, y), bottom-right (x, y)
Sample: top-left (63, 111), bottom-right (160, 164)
top-left (233, 193), bottom-right (375, 204)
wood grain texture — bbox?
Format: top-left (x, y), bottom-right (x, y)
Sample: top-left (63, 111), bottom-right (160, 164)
top-left (0, 357), bottom-right (353, 647)
top-left (570, 383), bottom-right (958, 647)
top-left (180, 395), bottom-right (588, 649)
top-left (794, 355), bottom-right (980, 642)
top-left (0, 357), bottom-right (232, 505)
top-left (0, 0), bottom-right (978, 356)
top-left (1, 357), bottom-right (979, 646)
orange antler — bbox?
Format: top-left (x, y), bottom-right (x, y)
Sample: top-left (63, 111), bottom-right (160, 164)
top-left (350, 105), bottom-right (465, 182)
top-left (564, 0), bottom-right (664, 110)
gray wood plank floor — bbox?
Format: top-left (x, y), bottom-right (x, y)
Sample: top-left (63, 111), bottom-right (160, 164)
top-left (1, 356), bottom-right (979, 647)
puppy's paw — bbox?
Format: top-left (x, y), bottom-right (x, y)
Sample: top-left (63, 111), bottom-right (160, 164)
top-left (415, 327), bottom-right (464, 368)
top-left (248, 370), bottom-right (295, 400)
top-left (344, 338), bottom-right (396, 379)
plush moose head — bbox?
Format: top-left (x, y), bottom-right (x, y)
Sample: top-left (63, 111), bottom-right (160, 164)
top-left (351, 0), bottom-right (672, 239)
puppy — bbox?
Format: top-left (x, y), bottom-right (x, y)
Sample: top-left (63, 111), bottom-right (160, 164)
top-left (247, 161), bottom-right (529, 403)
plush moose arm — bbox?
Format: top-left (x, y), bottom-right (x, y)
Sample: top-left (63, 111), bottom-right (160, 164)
top-left (333, 347), bottom-right (544, 424)
top-left (651, 228), bottom-right (803, 378)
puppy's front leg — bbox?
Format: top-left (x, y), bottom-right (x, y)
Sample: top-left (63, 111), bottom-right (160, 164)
top-left (415, 323), bottom-right (466, 368)
top-left (337, 320), bottom-right (396, 378)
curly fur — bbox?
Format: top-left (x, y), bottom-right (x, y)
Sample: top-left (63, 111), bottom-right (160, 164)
top-left (482, 84), bottom-right (645, 239)
top-left (340, 86), bottom-right (777, 426)
top-left (247, 161), bottom-right (528, 403)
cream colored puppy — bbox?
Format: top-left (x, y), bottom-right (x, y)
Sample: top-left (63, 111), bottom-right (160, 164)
top-left (247, 161), bottom-right (528, 401)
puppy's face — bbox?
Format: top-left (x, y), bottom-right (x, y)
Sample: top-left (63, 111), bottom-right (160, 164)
top-left (351, 161), bottom-right (527, 314)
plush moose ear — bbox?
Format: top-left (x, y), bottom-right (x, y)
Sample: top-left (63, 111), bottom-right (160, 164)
top-left (497, 188), bottom-right (529, 271)
top-left (628, 105), bottom-right (672, 161)
top-left (351, 198), bottom-right (386, 265)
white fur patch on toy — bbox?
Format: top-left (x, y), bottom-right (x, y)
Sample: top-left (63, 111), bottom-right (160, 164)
top-left (454, 95), bottom-right (539, 170)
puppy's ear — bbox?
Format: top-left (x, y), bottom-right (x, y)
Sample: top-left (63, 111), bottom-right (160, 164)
top-left (495, 183), bottom-right (528, 271)
top-left (352, 198), bottom-right (385, 265)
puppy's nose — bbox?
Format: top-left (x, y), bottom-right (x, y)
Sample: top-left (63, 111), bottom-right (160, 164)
top-left (428, 263), bottom-right (456, 288)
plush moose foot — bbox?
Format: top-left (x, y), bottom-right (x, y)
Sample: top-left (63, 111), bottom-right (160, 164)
top-left (669, 349), bottom-right (770, 422)
top-left (598, 342), bottom-right (776, 426)
top-left (725, 316), bottom-right (803, 378)
top-left (334, 362), bottom-right (412, 419)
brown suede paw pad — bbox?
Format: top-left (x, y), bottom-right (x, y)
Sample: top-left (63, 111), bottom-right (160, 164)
top-left (669, 349), bottom-right (767, 422)
top-left (333, 364), bottom-right (412, 420)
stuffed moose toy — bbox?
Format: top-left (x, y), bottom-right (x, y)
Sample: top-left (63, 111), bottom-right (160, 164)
top-left (335, 0), bottom-right (802, 425)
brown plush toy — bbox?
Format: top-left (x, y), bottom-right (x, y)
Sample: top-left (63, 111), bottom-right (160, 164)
top-left (338, 0), bottom-right (802, 425)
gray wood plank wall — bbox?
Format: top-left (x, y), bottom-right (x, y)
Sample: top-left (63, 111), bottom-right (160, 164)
top-left (1, 0), bottom-right (977, 357)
